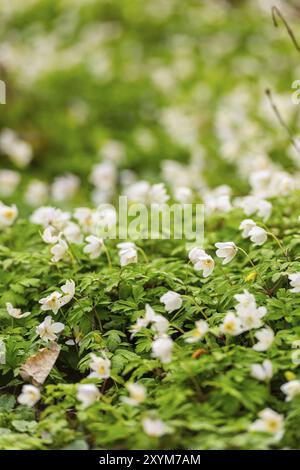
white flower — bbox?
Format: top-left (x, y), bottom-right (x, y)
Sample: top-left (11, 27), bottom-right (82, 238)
top-left (125, 181), bottom-right (151, 203)
top-left (42, 226), bottom-right (60, 244)
top-left (238, 306), bottom-right (267, 331)
top-left (152, 314), bottom-right (169, 336)
top-left (174, 186), bottom-right (193, 203)
top-left (188, 247), bottom-right (205, 264)
top-left (0, 170), bottom-right (20, 197)
top-left (30, 206), bottom-right (70, 230)
top-left (160, 291), bottom-right (182, 313)
top-left (152, 335), bottom-right (173, 363)
top-left (237, 196), bottom-right (272, 222)
top-left (253, 327), bottom-right (274, 351)
top-left (0, 202), bottom-right (18, 229)
top-left (118, 242), bottom-right (138, 266)
top-left (77, 384), bottom-right (100, 408)
top-left (89, 162), bottom-right (116, 191)
top-left (186, 320), bottom-right (209, 343)
top-left (280, 380), bottom-right (300, 402)
top-left (63, 222), bottom-right (83, 244)
top-left (100, 139), bottom-right (125, 163)
top-left (148, 183), bottom-right (169, 205)
top-left (188, 248), bottom-right (214, 277)
top-left (288, 273), bottom-right (300, 293)
top-left (248, 226), bottom-right (267, 246)
top-left (39, 291), bottom-right (63, 314)
top-left (220, 312), bottom-right (242, 336)
top-left (60, 279), bottom-right (75, 306)
top-left (83, 235), bottom-right (104, 259)
top-left (89, 354), bottom-right (111, 379)
top-left (142, 417), bottom-right (167, 437)
top-left (215, 242), bottom-right (237, 265)
top-left (17, 385), bottom-right (40, 407)
top-left (250, 408), bottom-right (284, 440)
top-left (251, 360), bottom-right (273, 382)
top-left (195, 253), bottom-right (214, 277)
top-left (74, 207), bottom-right (94, 232)
top-left (0, 128), bottom-right (33, 167)
top-left (50, 238), bottom-right (68, 263)
top-left (130, 304), bottom-right (156, 336)
top-left (6, 302), bottom-right (31, 319)
top-left (51, 174), bottom-right (80, 202)
top-left (25, 180), bottom-right (49, 206)
top-left (36, 316), bottom-right (65, 342)
top-left (234, 290), bottom-right (257, 315)
top-left (239, 219), bottom-right (257, 238)
top-left (122, 383), bottom-right (146, 406)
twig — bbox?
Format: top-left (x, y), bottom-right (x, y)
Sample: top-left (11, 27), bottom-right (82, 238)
top-left (265, 88), bottom-right (300, 156)
top-left (272, 6), bottom-right (300, 53)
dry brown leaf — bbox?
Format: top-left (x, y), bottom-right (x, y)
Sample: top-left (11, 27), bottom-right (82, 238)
top-left (20, 342), bottom-right (61, 386)
top-left (192, 348), bottom-right (208, 359)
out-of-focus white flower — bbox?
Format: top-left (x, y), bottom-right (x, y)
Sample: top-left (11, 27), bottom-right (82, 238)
top-left (25, 180), bottom-right (49, 206)
top-left (17, 385), bottom-right (40, 407)
top-left (152, 335), bottom-right (173, 363)
top-left (51, 174), bottom-right (80, 202)
top-left (39, 291), bottom-right (63, 315)
top-left (238, 306), bottom-right (267, 331)
top-left (90, 161), bottom-right (116, 191)
top-left (42, 227), bottom-right (60, 244)
top-left (248, 226), bottom-right (267, 246)
top-left (152, 314), bottom-right (169, 336)
top-left (0, 202), bottom-right (18, 229)
top-left (63, 222), bottom-right (83, 244)
top-left (77, 384), bottom-right (100, 408)
top-left (122, 383), bottom-right (146, 406)
top-left (100, 139), bottom-right (125, 163)
top-left (288, 273), bottom-right (300, 293)
top-left (60, 279), bottom-right (75, 306)
top-left (130, 304), bottom-right (156, 336)
top-left (160, 291), bottom-right (182, 313)
top-left (220, 312), bottom-right (242, 336)
top-left (148, 183), bottom-right (169, 205)
top-left (250, 408), bottom-right (284, 440)
top-left (174, 186), bottom-right (193, 203)
top-left (125, 181), bottom-right (150, 203)
top-left (89, 353), bottom-right (111, 379)
top-left (234, 290), bottom-right (256, 315)
top-left (0, 128), bottom-right (33, 167)
top-left (280, 380), bottom-right (300, 402)
top-left (83, 235), bottom-right (104, 259)
top-left (236, 196), bottom-right (272, 222)
top-left (36, 316), bottom-right (65, 342)
top-left (118, 242), bottom-right (138, 266)
top-left (6, 302), bottom-right (31, 319)
top-left (30, 206), bottom-right (70, 230)
top-left (253, 327), bottom-right (274, 351)
top-left (251, 360), bottom-right (273, 382)
top-left (0, 170), bottom-right (20, 196)
top-left (215, 242), bottom-right (237, 265)
top-left (74, 207), bottom-right (94, 232)
top-left (239, 219), bottom-right (257, 238)
top-left (142, 417), bottom-right (167, 437)
top-left (50, 238), bottom-right (68, 263)
top-left (186, 320), bottom-right (209, 343)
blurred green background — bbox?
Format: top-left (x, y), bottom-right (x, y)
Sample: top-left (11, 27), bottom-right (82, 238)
top-left (0, 0), bottom-right (300, 207)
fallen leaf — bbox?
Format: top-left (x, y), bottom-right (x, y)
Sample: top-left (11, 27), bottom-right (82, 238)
top-left (192, 348), bottom-right (208, 359)
top-left (20, 343), bottom-right (61, 386)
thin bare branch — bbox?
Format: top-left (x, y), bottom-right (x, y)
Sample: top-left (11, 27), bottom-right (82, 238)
top-left (272, 6), bottom-right (300, 53)
top-left (265, 88), bottom-right (300, 155)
